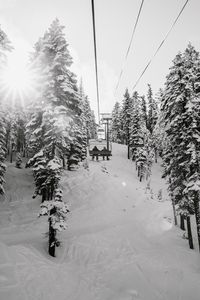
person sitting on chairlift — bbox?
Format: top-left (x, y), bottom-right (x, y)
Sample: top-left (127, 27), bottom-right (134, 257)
top-left (101, 146), bottom-right (107, 160)
top-left (92, 146), bottom-right (99, 160)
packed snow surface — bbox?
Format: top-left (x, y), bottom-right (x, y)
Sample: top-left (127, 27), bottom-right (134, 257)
top-left (0, 143), bottom-right (200, 300)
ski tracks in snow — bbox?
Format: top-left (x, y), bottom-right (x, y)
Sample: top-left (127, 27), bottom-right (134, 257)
top-left (59, 144), bottom-right (200, 300)
top-left (58, 153), bottom-right (165, 299)
top-left (1, 144), bottom-right (200, 300)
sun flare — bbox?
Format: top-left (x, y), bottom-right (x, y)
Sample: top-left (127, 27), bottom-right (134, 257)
top-left (0, 40), bottom-right (36, 107)
top-left (2, 64), bottom-right (33, 93)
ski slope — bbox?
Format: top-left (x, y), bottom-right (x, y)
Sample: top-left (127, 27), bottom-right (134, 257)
top-left (0, 143), bottom-right (200, 300)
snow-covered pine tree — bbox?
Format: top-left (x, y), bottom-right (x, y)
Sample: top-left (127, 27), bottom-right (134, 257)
top-left (135, 138), bottom-right (154, 182)
top-left (0, 110), bottom-right (6, 195)
top-left (177, 196), bottom-right (194, 249)
top-left (15, 152), bottom-right (22, 168)
top-left (129, 91), bottom-right (144, 161)
top-left (79, 82), bottom-right (88, 147)
top-left (66, 81), bottom-right (94, 170)
top-left (140, 95), bottom-right (148, 129)
top-left (111, 101), bottom-right (122, 143)
top-left (121, 89), bottom-right (132, 158)
top-left (0, 25), bottom-right (13, 64)
top-left (181, 44), bottom-right (200, 250)
top-left (40, 187), bottom-right (69, 257)
top-left (151, 111), bottom-right (164, 161)
top-left (90, 110), bottom-right (97, 139)
top-left (27, 18), bottom-right (81, 161)
top-left (0, 26), bottom-right (13, 195)
top-left (15, 113), bottom-right (26, 155)
top-left (135, 147), bottom-right (147, 182)
top-left (161, 51), bottom-right (190, 233)
top-left (82, 96), bottom-right (97, 142)
top-left (67, 121), bottom-right (87, 170)
top-left (26, 19), bottom-right (84, 256)
top-left (39, 157), bottom-right (70, 257)
top-left (26, 149), bottom-right (48, 200)
top-left (5, 109), bottom-right (27, 162)
top-left (161, 137), bottom-right (178, 226)
top-left (147, 84), bottom-right (158, 134)
top-left (27, 17), bottom-right (82, 187)
top-left (26, 110), bottom-right (45, 158)
top-left (161, 44), bottom-right (200, 250)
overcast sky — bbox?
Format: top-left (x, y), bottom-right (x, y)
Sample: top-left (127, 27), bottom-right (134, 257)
top-left (0, 0), bottom-right (199, 119)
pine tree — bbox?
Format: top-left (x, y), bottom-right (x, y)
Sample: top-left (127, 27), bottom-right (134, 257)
top-left (147, 84), bottom-right (158, 134)
top-left (129, 91), bottom-right (145, 161)
top-left (161, 51), bottom-right (190, 232)
top-left (111, 101), bottom-right (122, 143)
top-left (26, 110), bottom-right (45, 158)
top-left (27, 17), bottom-right (83, 172)
top-left (0, 109), bottom-right (6, 195)
top-left (67, 121), bottom-right (86, 170)
top-left (135, 147), bottom-right (147, 182)
top-left (4, 109), bottom-right (27, 162)
top-left (140, 95), bottom-right (148, 128)
top-left (81, 83), bottom-right (97, 142)
top-left (0, 25), bottom-right (13, 63)
top-left (161, 44), bottom-right (200, 250)
top-left (39, 159), bottom-right (70, 257)
top-left (15, 152), bottom-right (22, 168)
top-left (181, 44), bottom-right (200, 250)
top-left (26, 149), bottom-right (48, 200)
top-left (121, 89), bottom-right (132, 158)
top-left (0, 26), bottom-right (13, 195)
top-left (26, 19), bottom-right (84, 256)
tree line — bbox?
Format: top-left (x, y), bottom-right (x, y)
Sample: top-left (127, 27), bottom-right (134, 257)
top-left (112, 83), bottom-right (160, 181)
top-left (0, 20), bottom-right (97, 256)
top-left (111, 43), bottom-right (200, 252)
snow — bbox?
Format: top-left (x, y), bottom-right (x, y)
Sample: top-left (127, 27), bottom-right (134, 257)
top-left (47, 158), bottom-right (61, 170)
top-left (0, 144), bottom-right (200, 299)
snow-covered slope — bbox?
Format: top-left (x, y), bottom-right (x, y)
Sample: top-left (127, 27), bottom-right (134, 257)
top-left (0, 144), bottom-right (200, 300)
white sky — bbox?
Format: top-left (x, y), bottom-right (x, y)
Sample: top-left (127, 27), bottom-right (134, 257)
top-left (0, 0), bottom-right (199, 119)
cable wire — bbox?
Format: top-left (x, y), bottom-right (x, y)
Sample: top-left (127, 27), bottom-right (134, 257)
top-left (132, 0), bottom-right (189, 91)
top-left (115, 0), bottom-right (145, 93)
top-left (91, 0), bottom-right (100, 123)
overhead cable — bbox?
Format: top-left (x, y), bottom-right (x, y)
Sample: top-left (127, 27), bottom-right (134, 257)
top-left (91, 0), bottom-right (100, 123)
top-left (115, 0), bottom-right (145, 93)
top-left (132, 0), bottom-right (189, 91)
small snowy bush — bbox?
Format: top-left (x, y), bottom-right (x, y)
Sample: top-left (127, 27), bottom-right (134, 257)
top-left (15, 152), bottom-right (22, 168)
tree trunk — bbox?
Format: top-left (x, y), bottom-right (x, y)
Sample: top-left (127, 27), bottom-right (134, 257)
top-left (22, 142), bottom-right (26, 157)
top-left (10, 144), bottom-right (13, 163)
top-left (154, 148), bottom-right (158, 163)
top-left (194, 196), bottom-right (200, 252)
top-left (168, 178), bottom-right (177, 226)
top-left (172, 196), bottom-right (177, 226)
top-left (127, 145), bottom-right (130, 159)
top-left (16, 139), bottom-right (21, 152)
top-left (5, 135), bottom-right (10, 158)
top-left (138, 166), bottom-right (140, 178)
top-left (62, 156), bottom-right (66, 168)
top-left (186, 216), bottom-right (194, 250)
top-left (52, 143), bottom-right (55, 158)
top-left (6, 145), bottom-right (10, 158)
top-left (49, 206), bottom-right (57, 257)
top-left (127, 130), bottom-right (130, 159)
top-left (49, 220), bottom-right (56, 257)
top-left (50, 184), bottom-right (54, 200)
top-left (42, 188), bottom-right (47, 203)
top-left (180, 214), bottom-right (185, 231)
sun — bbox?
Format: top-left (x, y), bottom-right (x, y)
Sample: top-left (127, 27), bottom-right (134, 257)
top-left (0, 39), bottom-right (36, 107)
top-left (2, 64), bottom-right (33, 93)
